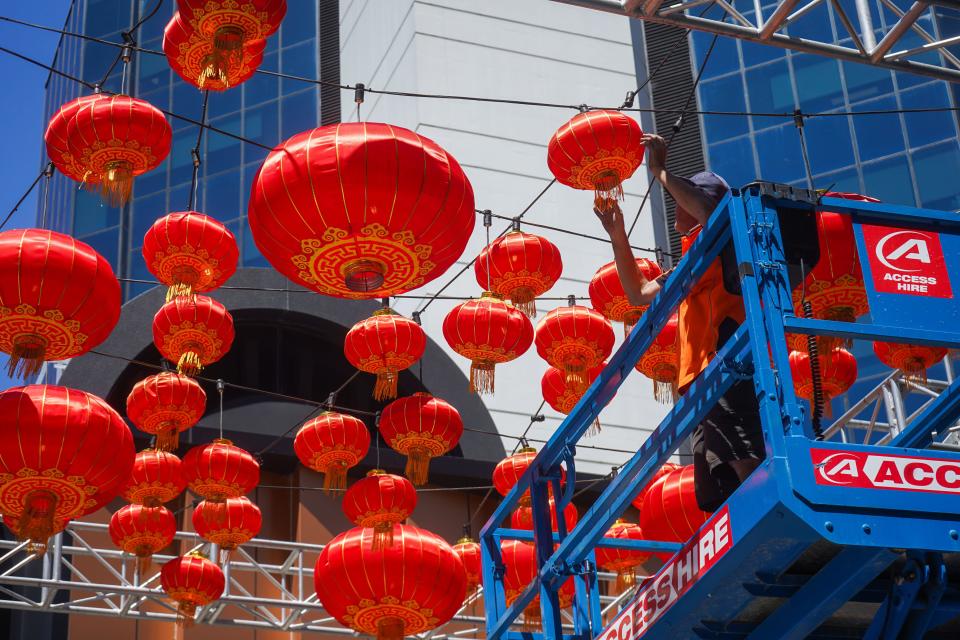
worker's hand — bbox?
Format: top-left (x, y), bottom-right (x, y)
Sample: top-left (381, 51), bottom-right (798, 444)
top-left (594, 202), bottom-right (625, 235)
top-left (641, 133), bottom-right (667, 174)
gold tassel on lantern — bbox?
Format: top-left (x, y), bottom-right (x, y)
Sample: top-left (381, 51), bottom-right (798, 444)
top-left (154, 424), bottom-right (181, 453)
top-left (376, 616), bottom-right (405, 640)
top-left (166, 282), bottom-right (196, 302)
top-left (615, 568), bottom-right (637, 594)
top-left (17, 490), bottom-right (59, 555)
top-left (564, 367), bottom-right (587, 391)
top-left (405, 447), bottom-right (431, 486)
top-left (98, 160), bottom-right (135, 207)
top-left (593, 171), bottom-right (624, 213)
top-left (652, 378), bottom-right (679, 405)
top-left (372, 522), bottom-right (395, 550)
top-left (7, 335), bottom-right (47, 380)
top-left (470, 361), bottom-right (496, 395)
top-left (509, 287), bottom-right (538, 318)
top-left (373, 370), bottom-right (398, 402)
top-left (177, 350), bottom-right (203, 376)
top-left (586, 417), bottom-right (602, 438)
top-left (323, 461), bottom-right (349, 496)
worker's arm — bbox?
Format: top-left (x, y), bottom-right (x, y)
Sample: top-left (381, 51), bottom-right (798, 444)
top-left (643, 133), bottom-right (717, 227)
top-left (595, 203), bottom-right (661, 306)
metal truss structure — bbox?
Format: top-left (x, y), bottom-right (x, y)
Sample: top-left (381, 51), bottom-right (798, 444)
top-left (552, 0), bottom-right (960, 84)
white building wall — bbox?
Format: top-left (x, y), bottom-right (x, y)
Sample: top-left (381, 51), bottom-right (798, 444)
top-left (339, 0), bottom-right (667, 476)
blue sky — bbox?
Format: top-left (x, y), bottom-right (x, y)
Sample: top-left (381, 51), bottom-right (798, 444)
top-left (0, 2), bottom-right (72, 390)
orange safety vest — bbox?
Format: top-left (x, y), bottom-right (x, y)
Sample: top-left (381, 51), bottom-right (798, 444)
top-left (677, 226), bottom-right (745, 391)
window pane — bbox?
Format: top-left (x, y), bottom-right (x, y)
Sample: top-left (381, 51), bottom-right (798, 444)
top-left (862, 155), bottom-right (914, 206)
top-left (842, 61), bottom-right (894, 105)
top-left (746, 60), bottom-right (793, 124)
top-left (281, 89), bottom-right (318, 138)
top-left (281, 0), bottom-right (316, 46)
top-left (699, 74), bottom-right (749, 141)
top-left (139, 52), bottom-right (170, 94)
top-left (73, 191), bottom-right (120, 237)
top-left (131, 192), bottom-right (166, 249)
top-left (816, 166), bottom-right (860, 194)
top-left (785, 3), bottom-right (832, 40)
top-left (755, 125), bottom-right (805, 183)
top-left (135, 156), bottom-right (168, 197)
top-left (208, 82), bottom-right (242, 119)
top-left (803, 114), bottom-right (854, 174)
top-left (693, 31), bottom-right (738, 79)
top-left (80, 227), bottom-right (120, 271)
top-left (245, 101), bottom-right (279, 147)
top-left (204, 171), bottom-right (242, 221)
top-left (794, 54), bottom-right (845, 113)
top-left (852, 97), bottom-right (904, 162)
top-left (900, 83), bottom-right (957, 148)
top-left (707, 136), bottom-right (755, 188)
top-left (912, 141), bottom-right (960, 211)
top-left (281, 40), bottom-right (317, 94)
top-left (169, 132), bottom-right (195, 187)
top-left (206, 114), bottom-right (243, 176)
top-left (244, 52), bottom-right (279, 108)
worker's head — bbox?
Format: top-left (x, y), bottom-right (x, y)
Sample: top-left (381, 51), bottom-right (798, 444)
top-left (674, 171), bottom-right (729, 234)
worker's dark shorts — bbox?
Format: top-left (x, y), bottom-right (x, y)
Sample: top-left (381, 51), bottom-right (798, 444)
top-left (692, 378), bottom-right (765, 512)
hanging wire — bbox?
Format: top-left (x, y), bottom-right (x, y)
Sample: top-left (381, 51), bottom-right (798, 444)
top-left (482, 210), bottom-right (493, 292)
top-left (217, 378), bottom-right (225, 440)
top-left (188, 90), bottom-right (211, 210)
top-left (37, 164), bottom-right (54, 230)
top-left (0, 166), bottom-right (48, 231)
top-left (793, 109), bottom-right (817, 191)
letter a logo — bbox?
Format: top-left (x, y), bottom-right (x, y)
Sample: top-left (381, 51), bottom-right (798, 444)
top-left (877, 231), bottom-right (931, 272)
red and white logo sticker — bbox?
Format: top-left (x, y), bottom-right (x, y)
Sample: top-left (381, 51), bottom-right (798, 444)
top-left (862, 224), bottom-right (953, 298)
top-left (597, 507), bottom-right (732, 640)
top-left (811, 449), bottom-right (960, 494)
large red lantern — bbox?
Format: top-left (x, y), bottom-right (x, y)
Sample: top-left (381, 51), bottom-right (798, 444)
top-left (454, 536), bottom-right (482, 594)
top-left (109, 504), bottom-right (176, 571)
top-left (0, 229), bottom-right (121, 378)
top-left (379, 393), bottom-right (463, 485)
top-left (789, 347), bottom-right (858, 415)
top-left (595, 519), bottom-right (650, 593)
top-left (474, 230), bottom-right (563, 317)
top-left (176, 0), bottom-right (286, 41)
top-left (589, 258), bottom-right (663, 336)
top-left (126, 372), bottom-right (207, 451)
top-left (142, 211), bottom-right (239, 300)
top-left (501, 540), bottom-right (575, 629)
top-left (315, 524), bottom-right (467, 640)
top-left (547, 110), bottom-right (644, 211)
top-left (294, 411), bottom-right (371, 492)
top-left (344, 308), bottom-right (426, 401)
top-left (0, 385), bottom-right (135, 551)
top-left (535, 305), bottom-right (615, 391)
top-left (342, 470), bottom-right (417, 549)
top-left (493, 448), bottom-right (566, 507)
top-left (635, 313), bottom-right (680, 403)
top-left (161, 553), bottom-right (225, 624)
top-left (248, 123), bottom-right (475, 299)
top-left (541, 363), bottom-right (607, 435)
top-left (510, 498), bottom-right (578, 533)
top-left (874, 341), bottom-right (947, 383)
top-left (64, 95), bottom-right (172, 206)
top-left (44, 95), bottom-right (102, 182)
top-left (152, 295), bottom-right (235, 375)
top-left (182, 439), bottom-right (259, 501)
top-left (640, 465), bottom-right (709, 543)
top-left (193, 496), bottom-right (262, 549)
top-left (630, 462), bottom-right (681, 511)
top-left (123, 449), bottom-right (187, 507)
top-left (442, 293), bottom-right (534, 394)
top-left (163, 12), bottom-right (267, 90)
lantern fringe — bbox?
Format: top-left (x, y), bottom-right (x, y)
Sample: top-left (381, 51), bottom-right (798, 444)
top-left (166, 283), bottom-right (195, 302)
top-left (177, 602), bottom-right (197, 629)
top-left (615, 569), bottom-right (637, 595)
top-left (376, 616), bottom-right (405, 640)
top-left (323, 463), bottom-right (348, 496)
top-left (470, 362), bottom-right (496, 395)
top-left (653, 380), bottom-right (678, 405)
top-left (510, 288), bottom-right (537, 318)
top-left (593, 174), bottom-right (624, 214)
top-left (901, 360), bottom-right (929, 387)
top-left (154, 427), bottom-right (180, 453)
top-left (97, 161), bottom-right (134, 207)
top-left (177, 351), bottom-right (203, 376)
top-left (17, 490), bottom-right (59, 556)
top-left (373, 371), bottom-right (398, 402)
top-left (199, 54), bottom-right (231, 89)
top-left (136, 552), bottom-right (153, 576)
top-left (405, 449), bottom-right (431, 486)
top-left (522, 607), bottom-right (541, 633)
top-left (564, 368), bottom-right (587, 392)
top-left (585, 417), bottom-right (602, 437)
top-left (371, 522), bottom-right (395, 550)
top-left (7, 336), bottom-right (46, 380)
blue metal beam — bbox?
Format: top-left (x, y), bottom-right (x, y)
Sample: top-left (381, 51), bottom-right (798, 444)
top-left (496, 528), bottom-right (682, 553)
top-left (816, 196), bottom-right (960, 230)
top-left (889, 376), bottom-right (960, 449)
top-left (782, 317), bottom-right (960, 349)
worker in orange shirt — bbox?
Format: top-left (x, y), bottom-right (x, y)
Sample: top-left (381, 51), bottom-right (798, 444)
top-left (595, 132), bottom-right (765, 511)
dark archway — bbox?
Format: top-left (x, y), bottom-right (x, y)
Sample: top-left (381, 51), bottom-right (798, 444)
top-left (60, 268), bottom-right (505, 482)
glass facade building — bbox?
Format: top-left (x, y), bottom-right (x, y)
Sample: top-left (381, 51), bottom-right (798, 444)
top-left (40, 0), bottom-right (321, 299)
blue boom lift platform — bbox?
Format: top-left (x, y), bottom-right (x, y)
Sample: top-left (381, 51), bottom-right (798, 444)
top-left (480, 183), bottom-right (960, 639)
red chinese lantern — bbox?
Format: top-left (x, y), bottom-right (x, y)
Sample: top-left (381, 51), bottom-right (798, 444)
top-left (342, 469), bottom-right (417, 549)
top-left (630, 462), bottom-right (681, 512)
top-left (589, 258), bottom-right (663, 336)
top-left (123, 449), bottom-right (187, 507)
top-left (874, 341), bottom-right (947, 384)
top-left (535, 305), bottom-right (615, 391)
top-left (547, 110), bottom-right (644, 211)
top-left (474, 230), bottom-right (563, 317)
top-left (0, 385), bottom-right (134, 552)
top-left (142, 211), bottom-right (239, 300)
top-left (109, 504), bottom-right (176, 572)
top-left (315, 524), bottom-right (467, 640)
top-left (595, 519), bottom-right (651, 593)
top-left (453, 536), bottom-right (482, 594)
top-left (344, 308), bottom-right (426, 401)
top-left (789, 347), bottom-right (858, 416)
top-left (0, 229), bottom-right (121, 378)
top-left (635, 313), bottom-right (680, 404)
top-left (193, 496), bottom-right (262, 549)
top-left (541, 363), bottom-right (606, 435)
top-left (126, 372), bottom-right (207, 451)
top-left (44, 95), bottom-right (102, 181)
top-left (790, 192), bottom-right (878, 355)
top-left (163, 12), bottom-right (267, 90)
top-left (176, 0), bottom-right (286, 41)
top-left (152, 295), bottom-right (235, 375)
top-left (294, 411), bottom-right (371, 492)
top-left (161, 553), bottom-right (225, 624)
top-left (248, 123), bottom-right (475, 299)
top-left (442, 293), bottom-right (534, 394)
top-left (379, 393), bottom-right (463, 485)
top-left (64, 95), bottom-right (172, 206)
top-left (639, 465), bottom-right (709, 543)
top-left (502, 540), bottom-right (575, 630)
top-left (510, 498), bottom-right (578, 533)
top-left (492, 448), bottom-right (566, 507)
top-left (182, 438), bottom-right (260, 501)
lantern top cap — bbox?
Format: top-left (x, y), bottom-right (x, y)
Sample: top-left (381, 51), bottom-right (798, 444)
top-left (456, 535), bottom-right (476, 545)
top-left (212, 438), bottom-right (233, 446)
top-left (366, 468), bottom-right (386, 477)
top-left (371, 307), bottom-right (397, 318)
